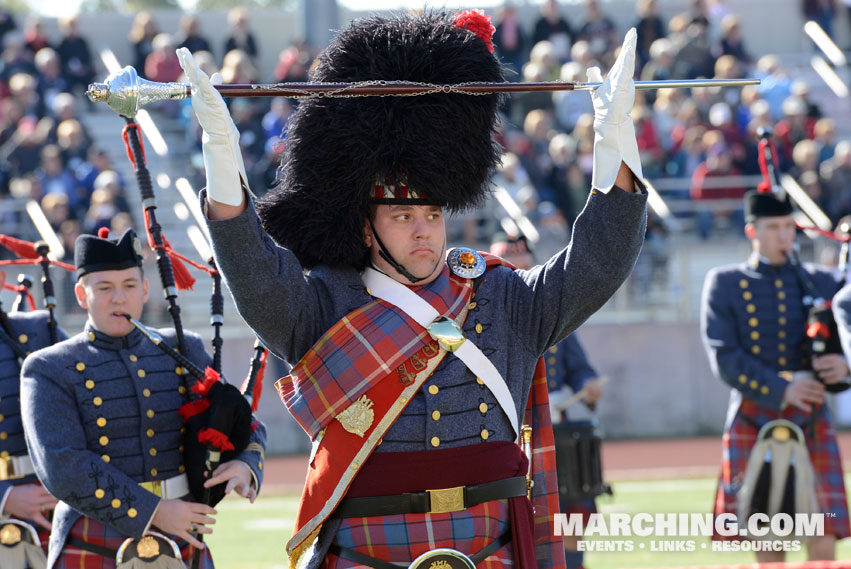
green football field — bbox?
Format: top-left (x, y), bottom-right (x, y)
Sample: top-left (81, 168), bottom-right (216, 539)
top-left (204, 475), bottom-right (851, 569)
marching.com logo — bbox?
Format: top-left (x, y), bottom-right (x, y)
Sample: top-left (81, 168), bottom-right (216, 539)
top-left (553, 513), bottom-right (825, 552)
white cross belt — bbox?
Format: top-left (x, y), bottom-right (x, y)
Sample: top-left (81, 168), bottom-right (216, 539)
top-left (362, 268), bottom-right (519, 438)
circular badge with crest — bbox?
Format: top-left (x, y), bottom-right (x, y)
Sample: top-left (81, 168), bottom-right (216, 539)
top-left (409, 548), bottom-right (476, 569)
top-left (447, 247), bottom-right (485, 279)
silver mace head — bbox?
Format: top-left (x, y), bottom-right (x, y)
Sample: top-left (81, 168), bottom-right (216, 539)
top-left (86, 66), bottom-right (189, 118)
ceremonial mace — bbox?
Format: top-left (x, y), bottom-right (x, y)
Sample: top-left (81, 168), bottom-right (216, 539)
top-left (87, 66), bottom-right (759, 118)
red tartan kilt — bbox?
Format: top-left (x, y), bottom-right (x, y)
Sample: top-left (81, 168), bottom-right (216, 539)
top-left (322, 499), bottom-right (513, 569)
top-left (713, 400), bottom-right (851, 540)
top-left (55, 516), bottom-right (214, 569)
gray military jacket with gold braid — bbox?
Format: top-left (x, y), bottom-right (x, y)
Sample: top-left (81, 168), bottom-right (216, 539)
top-left (19, 323), bottom-right (266, 567)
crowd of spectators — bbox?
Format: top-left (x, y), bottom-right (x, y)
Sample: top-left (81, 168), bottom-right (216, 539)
top-left (0, 5), bottom-right (275, 254)
top-left (173, 8), bottom-right (311, 209)
top-left (0, 8), bottom-right (131, 263)
top-left (479, 0), bottom-right (851, 247)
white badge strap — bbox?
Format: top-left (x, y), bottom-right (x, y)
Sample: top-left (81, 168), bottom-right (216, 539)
top-left (362, 268), bottom-right (519, 438)
top-left (363, 268), bottom-right (438, 328)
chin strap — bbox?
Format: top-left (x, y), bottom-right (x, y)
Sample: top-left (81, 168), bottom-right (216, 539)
top-left (367, 218), bottom-right (428, 284)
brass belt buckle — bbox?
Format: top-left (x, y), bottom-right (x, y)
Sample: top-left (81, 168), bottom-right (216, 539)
top-left (427, 317), bottom-right (466, 353)
top-left (0, 456), bottom-right (14, 481)
top-left (140, 480), bottom-right (164, 498)
top-left (427, 486), bottom-right (466, 513)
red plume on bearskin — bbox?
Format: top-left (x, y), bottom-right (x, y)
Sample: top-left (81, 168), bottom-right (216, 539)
top-left (0, 235), bottom-right (39, 259)
top-left (452, 9), bottom-right (495, 53)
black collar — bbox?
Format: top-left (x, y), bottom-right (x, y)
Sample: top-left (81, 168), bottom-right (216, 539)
top-left (85, 321), bottom-right (144, 351)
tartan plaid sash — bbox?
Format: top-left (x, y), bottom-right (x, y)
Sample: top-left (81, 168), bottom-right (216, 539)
top-left (278, 255), bottom-right (564, 569)
top-left (276, 265), bottom-right (472, 438)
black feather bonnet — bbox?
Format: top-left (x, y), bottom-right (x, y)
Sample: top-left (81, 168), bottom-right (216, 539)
top-left (256, 11), bottom-right (504, 269)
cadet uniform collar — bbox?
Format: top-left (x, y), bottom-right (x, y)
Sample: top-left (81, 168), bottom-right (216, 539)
top-left (748, 253), bottom-right (791, 273)
top-left (85, 321), bottom-right (144, 351)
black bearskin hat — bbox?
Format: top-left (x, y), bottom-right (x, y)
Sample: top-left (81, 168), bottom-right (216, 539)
top-left (256, 11), bottom-right (504, 269)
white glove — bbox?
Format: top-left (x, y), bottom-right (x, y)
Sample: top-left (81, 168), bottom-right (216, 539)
top-left (587, 28), bottom-right (643, 193)
top-left (176, 47), bottom-right (249, 206)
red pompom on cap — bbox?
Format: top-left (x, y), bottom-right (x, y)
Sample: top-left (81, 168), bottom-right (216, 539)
top-left (98, 227), bottom-right (110, 239)
top-left (453, 9), bottom-right (495, 53)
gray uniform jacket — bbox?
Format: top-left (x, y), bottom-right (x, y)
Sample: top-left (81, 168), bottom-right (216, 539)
top-left (20, 323), bottom-right (267, 568)
top-left (0, 310), bottom-right (67, 514)
top-left (205, 187), bottom-right (645, 449)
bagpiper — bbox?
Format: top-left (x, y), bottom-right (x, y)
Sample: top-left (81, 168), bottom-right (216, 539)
top-left (701, 188), bottom-right (850, 561)
top-left (20, 228), bottom-right (267, 569)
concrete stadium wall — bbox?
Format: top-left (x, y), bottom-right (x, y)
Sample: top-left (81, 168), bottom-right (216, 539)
top-left (579, 321), bottom-right (729, 439)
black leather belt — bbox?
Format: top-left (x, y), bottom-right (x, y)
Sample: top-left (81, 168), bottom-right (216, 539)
top-left (331, 476), bottom-right (528, 519)
top-left (66, 537), bottom-right (117, 558)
